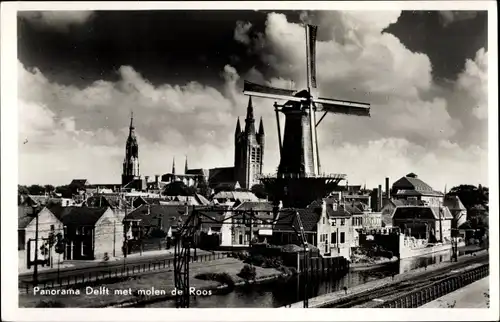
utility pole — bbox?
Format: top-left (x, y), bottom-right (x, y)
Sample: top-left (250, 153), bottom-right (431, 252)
top-left (113, 221), bottom-right (116, 257)
top-left (32, 205), bottom-right (40, 286)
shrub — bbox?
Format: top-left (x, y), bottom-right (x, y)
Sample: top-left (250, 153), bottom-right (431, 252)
top-left (195, 272), bottom-right (235, 288)
top-left (238, 264), bottom-right (257, 281)
top-left (35, 300), bottom-right (65, 308)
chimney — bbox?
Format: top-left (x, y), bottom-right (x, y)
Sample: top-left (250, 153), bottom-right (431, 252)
top-left (155, 175), bottom-right (160, 188)
top-left (385, 177), bottom-right (390, 200)
top-left (378, 184), bottom-right (383, 212)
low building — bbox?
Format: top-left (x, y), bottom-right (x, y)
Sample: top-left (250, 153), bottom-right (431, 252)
top-left (392, 206), bottom-right (453, 243)
top-left (443, 195), bottom-right (467, 228)
top-left (18, 206), bottom-right (64, 270)
top-left (220, 201), bottom-right (274, 247)
top-left (50, 206), bottom-right (124, 261)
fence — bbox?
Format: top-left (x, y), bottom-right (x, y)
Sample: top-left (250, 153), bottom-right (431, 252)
top-left (373, 263), bottom-right (489, 308)
top-left (20, 252), bottom-right (229, 294)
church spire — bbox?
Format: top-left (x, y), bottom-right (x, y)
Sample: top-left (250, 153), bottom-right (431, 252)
top-left (129, 111), bottom-right (135, 132)
top-left (235, 117), bottom-right (241, 135)
top-left (184, 155), bottom-right (188, 174)
top-left (258, 116), bottom-right (264, 135)
top-left (246, 96), bottom-right (254, 120)
top-left (244, 97), bottom-right (255, 135)
top-left (172, 157), bottom-right (176, 174)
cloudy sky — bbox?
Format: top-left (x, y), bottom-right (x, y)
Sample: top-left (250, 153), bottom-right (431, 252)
top-left (17, 9), bottom-right (489, 190)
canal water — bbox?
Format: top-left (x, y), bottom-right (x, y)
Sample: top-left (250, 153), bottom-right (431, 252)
top-left (143, 250), bottom-right (453, 308)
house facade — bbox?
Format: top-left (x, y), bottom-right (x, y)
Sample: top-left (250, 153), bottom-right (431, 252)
top-left (220, 201), bottom-right (274, 247)
top-left (18, 206), bottom-right (64, 271)
top-left (392, 206), bottom-right (453, 243)
top-left (50, 206), bottom-right (124, 261)
top-left (443, 195), bottom-right (467, 228)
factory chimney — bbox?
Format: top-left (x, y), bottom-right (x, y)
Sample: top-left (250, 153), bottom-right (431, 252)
top-left (378, 184), bottom-right (383, 212)
top-left (385, 177), bottom-right (390, 200)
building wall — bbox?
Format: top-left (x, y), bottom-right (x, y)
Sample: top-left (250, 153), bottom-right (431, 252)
top-left (329, 215), bottom-right (352, 260)
top-left (434, 219), bottom-right (452, 242)
top-left (94, 208), bottom-right (125, 260)
top-left (21, 207), bottom-right (64, 271)
top-left (381, 203), bottom-right (396, 219)
top-left (362, 212), bottom-right (382, 229)
top-left (421, 196), bottom-right (443, 207)
top-left (316, 203), bottom-right (331, 256)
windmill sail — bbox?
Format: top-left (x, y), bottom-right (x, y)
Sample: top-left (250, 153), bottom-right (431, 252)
top-left (307, 24), bottom-right (318, 89)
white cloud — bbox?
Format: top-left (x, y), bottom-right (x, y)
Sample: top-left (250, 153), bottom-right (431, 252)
top-left (234, 21), bottom-right (253, 45)
top-left (17, 11), bottom-right (488, 190)
top-left (19, 11), bottom-right (94, 32)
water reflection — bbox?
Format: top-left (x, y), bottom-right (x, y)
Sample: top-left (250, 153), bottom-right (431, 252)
top-left (144, 250), bottom-right (453, 308)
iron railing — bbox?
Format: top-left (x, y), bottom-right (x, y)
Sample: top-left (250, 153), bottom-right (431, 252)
top-left (19, 252), bottom-right (229, 294)
top-left (373, 263), bottom-right (489, 308)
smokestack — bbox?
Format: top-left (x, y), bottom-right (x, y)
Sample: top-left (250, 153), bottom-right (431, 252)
top-left (385, 177), bottom-right (390, 200)
top-left (378, 184), bottom-right (382, 212)
top-left (155, 175), bottom-right (160, 188)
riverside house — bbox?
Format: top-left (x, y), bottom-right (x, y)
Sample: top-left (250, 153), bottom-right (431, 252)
top-left (49, 206), bottom-right (124, 261)
top-left (18, 205), bottom-right (64, 271)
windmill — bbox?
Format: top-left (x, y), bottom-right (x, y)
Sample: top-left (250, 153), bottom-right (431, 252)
top-left (243, 24), bottom-right (371, 207)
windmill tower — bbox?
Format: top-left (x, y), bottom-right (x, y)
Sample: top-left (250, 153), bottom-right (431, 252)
top-left (243, 24), bottom-right (371, 207)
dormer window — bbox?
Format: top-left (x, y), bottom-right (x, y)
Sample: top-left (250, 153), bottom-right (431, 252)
top-left (333, 203), bottom-right (338, 211)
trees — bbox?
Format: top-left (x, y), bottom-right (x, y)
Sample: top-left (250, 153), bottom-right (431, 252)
top-left (163, 181), bottom-right (196, 196)
top-left (251, 184), bottom-right (268, 200)
top-left (448, 184), bottom-right (489, 212)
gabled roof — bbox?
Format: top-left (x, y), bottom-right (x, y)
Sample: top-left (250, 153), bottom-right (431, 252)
top-left (49, 206), bottom-right (110, 226)
top-left (18, 206), bottom-right (35, 229)
top-left (208, 167), bottom-right (236, 187)
top-left (84, 195), bottom-right (128, 209)
top-left (69, 179), bottom-right (89, 188)
top-left (444, 195), bottom-right (466, 211)
top-left (213, 191), bottom-right (259, 202)
top-left (273, 208), bottom-right (321, 233)
top-left (391, 199), bottom-right (426, 207)
top-left (393, 206), bottom-right (454, 221)
top-left (125, 204), bottom-right (190, 226)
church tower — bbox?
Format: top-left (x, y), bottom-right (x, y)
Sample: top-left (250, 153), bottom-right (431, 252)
top-left (234, 97), bottom-right (265, 190)
top-left (122, 112), bottom-right (140, 186)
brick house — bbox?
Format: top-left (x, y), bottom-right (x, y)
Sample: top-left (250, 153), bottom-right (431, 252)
top-left (50, 206), bottom-right (124, 260)
top-left (18, 206), bottom-right (64, 270)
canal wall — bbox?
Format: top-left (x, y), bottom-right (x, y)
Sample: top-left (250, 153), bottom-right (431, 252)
top-left (284, 249), bottom-right (488, 308)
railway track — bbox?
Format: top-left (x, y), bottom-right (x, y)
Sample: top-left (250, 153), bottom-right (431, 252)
top-left (326, 253), bottom-right (488, 308)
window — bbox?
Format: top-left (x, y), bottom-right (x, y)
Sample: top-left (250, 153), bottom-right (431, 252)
top-left (332, 219), bottom-right (336, 226)
top-left (352, 218), bottom-right (355, 225)
top-left (331, 232), bottom-right (337, 244)
top-left (322, 217), bottom-right (325, 224)
top-left (340, 232), bottom-right (345, 244)
top-left (341, 219), bottom-right (345, 226)
top-left (50, 224), bottom-right (55, 231)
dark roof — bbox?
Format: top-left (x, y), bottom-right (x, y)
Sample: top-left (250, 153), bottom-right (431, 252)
top-left (235, 201), bottom-right (274, 211)
top-left (393, 206), bottom-right (454, 221)
top-left (274, 208), bottom-right (321, 233)
top-left (49, 206), bottom-right (109, 226)
top-left (391, 199), bottom-right (426, 207)
top-left (84, 195), bottom-right (128, 209)
top-left (208, 167), bottom-right (236, 187)
top-left (69, 179), bottom-right (89, 188)
top-left (444, 195), bottom-right (466, 211)
top-left (392, 175), bottom-right (443, 196)
top-left (18, 206), bottom-right (35, 229)
top-left (125, 204), bottom-right (191, 226)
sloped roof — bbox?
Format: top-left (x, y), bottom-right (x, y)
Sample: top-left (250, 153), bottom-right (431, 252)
top-left (393, 206), bottom-right (454, 221)
top-left (69, 179), bottom-right (89, 188)
top-left (208, 167), bottom-right (236, 186)
top-left (18, 206), bottom-right (34, 229)
top-left (49, 206), bottom-right (109, 226)
top-left (392, 175), bottom-right (443, 196)
top-left (125, 204), bottom-right (190, 226)
top-left (84, 195), bottom-right (128, 209)
top-left (273, 208), bottom-right (321, 232)
top-left (444, 195), bottom-right (466, 211)
top-left (392, 199), bottom-right (426, 207)
top-left (213, 191), bottom-right (259, 202)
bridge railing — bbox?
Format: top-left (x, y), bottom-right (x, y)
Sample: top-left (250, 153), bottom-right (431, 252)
top-left (373, 263), bottom-right (489, 308)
